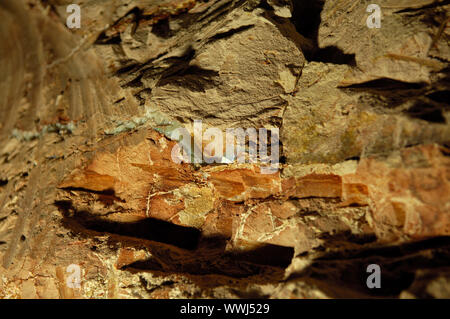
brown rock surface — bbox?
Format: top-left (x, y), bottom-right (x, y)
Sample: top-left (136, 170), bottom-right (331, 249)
top-left (0, 0), bottom-right (449, 299)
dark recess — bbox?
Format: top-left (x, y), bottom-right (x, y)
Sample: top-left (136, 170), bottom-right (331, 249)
top-left (407, 100), bottom-right (446, 123)
top-left (56, 200), bottom-right (201, 250)
top-left (151, 18), bottom-right (172, 38)
top-left (427, 90), bottom-right (450, 104)
top-left (290, 0), bottom-right (356, 65)
top-left (231, 243), bottom-right (294, 268)
top-left (289, 235), bottom-right (450, 297)
top-left (342, 78), bottom-right (428, 91)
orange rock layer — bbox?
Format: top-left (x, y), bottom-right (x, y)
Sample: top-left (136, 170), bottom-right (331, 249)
top-left (59, 129), bottom-right (450, 251)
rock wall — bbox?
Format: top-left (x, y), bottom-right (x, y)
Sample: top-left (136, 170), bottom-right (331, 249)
top-left (0, 0), bottom-right (449, 298)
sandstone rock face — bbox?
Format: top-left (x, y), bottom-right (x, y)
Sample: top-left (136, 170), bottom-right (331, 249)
top-left (0, 0), bottom-right (449, 299)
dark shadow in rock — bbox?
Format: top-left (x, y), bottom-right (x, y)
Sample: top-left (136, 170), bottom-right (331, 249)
top-left (289, 0), bottom-right (355, 65)
top-left (343, 78), bottom-right (448, 123)
top-left (342, 78), bottom-right (429, 108)
top-left (121, 248), bottom-right (288, 290)
top-left (394, 0), bottom-right (450, 13)
top-left (123, 253), bottom-right (264, 278)
top-left (229, 286), bottom-right (272, 299)
top-left (95, 7), bottom-right (141, 44)
top-left (56, 200), bottom-right (201, 250)
top-left (340, 78), bottom-right (428, 91)
top-left (290, 0), bottom-right (324, 40)
top-left (151, 45), bottom-right (220, 92)
top-left (341, 78), bottom-right (435, 113)
top-left (427, 90), bottom-right (450, 104)
top-left (158, 65), bottom-right (220, 92)
top-left (116, 63), bottom-right (140, 75)
top-left (440, 144), bottom-right (450, 156)
top-left (341, 78), bottom-right (450, 123)
top-left (120, 240), bottom-right (292, 282)
top-left (287, 234), bottom-right (450, 298)
top-left (231, 244), bottom-right (294, 268)
top-left (95, 35), bottom-right (122, 45)
top-left (406, 100), bottom-right (446, 124)
top-left (56, 200), bottom-right (293, 287)
top-left (151, 18), bottom-right (172, 38)
top-left (205, 24), bottom-right (254, 43)
top-left (311, 46), bottom-right (356, 66)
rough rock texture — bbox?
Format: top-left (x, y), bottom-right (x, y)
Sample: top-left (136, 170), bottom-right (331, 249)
top-left (0, 0), bottom-right (449, 298)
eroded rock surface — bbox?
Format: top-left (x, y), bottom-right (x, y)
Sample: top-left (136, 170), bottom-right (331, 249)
top-left (0, 0), bottom-right (449, 298)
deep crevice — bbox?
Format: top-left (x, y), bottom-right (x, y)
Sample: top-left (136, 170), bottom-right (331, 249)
top-left (311, 46), bottom-right (356, 66)
top-left (395, 0), bottom-right (450, 13)
top-left (427, 90), bottom-right (450, 104)
top-left (289, 235), bottom-right (450, 297)
top-left (206, 24), bottom-right (254, 43)
top-left (406, 100), bottom-right (446, 123)
top-left (157, 64), bottom-right (220, 92)
top-left (151, 18), bottom-right (172, 39)
top-left (123, 244), bottom-right (293, 280)
top-left (290, 0), bottom-right (324, 40)
top-left (341, 78), bottom-right (428, 91)
top-left (289, 0), bottom-right (355, 65)
top-left (56, 199), bottom-right (294, 279)
top-left (56, 200), bottom-right (201, 250)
